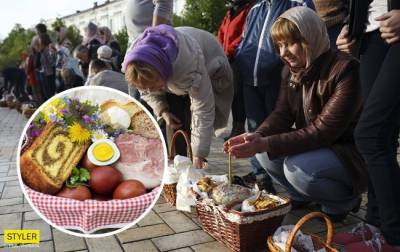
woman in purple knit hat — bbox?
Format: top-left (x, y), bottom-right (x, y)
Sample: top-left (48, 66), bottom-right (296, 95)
top-left (123, 24), bottom-right (234, 169)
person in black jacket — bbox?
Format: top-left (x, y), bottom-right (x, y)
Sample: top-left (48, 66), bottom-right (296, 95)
top-left (1, 66), bottom-right (28, 101)
top-left (333, 1), bottom-right (400, 251)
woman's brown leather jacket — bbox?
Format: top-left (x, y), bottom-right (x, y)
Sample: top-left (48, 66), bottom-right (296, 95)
top-left (256, 49), bottom-right (368, 194)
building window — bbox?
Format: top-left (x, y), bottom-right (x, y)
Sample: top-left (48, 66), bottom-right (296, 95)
top-left (112, 11), bottom-right (123, 33)
top-left (100, 15), bottom-right (109, 27)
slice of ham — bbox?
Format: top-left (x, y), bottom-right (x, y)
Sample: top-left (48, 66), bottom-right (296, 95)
top-left (115, 133), bottom-right (164, 189)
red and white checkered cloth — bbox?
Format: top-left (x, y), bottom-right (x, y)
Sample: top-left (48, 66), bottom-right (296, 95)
top-left (25, 185), bottom-right (160, 233)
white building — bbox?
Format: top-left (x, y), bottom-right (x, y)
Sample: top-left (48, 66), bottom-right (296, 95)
top-left (46, 0), bottom-right (185, 35)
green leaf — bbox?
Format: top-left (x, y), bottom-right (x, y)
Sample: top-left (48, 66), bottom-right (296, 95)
top-left (79, 168), bottom-right (90, 182)
top-left (66, 167), bottom-right (91, 187)
top-left (71, 167), bottom-right (79, 177)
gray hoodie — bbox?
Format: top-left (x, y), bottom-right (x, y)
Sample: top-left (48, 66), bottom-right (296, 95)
top-left (87, 70), bottom-right (129, 94)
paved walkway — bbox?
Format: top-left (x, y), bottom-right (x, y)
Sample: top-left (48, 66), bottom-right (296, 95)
top-left (0, 107), bottom-right (366, 252)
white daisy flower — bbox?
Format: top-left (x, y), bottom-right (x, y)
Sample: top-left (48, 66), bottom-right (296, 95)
top-left (91, 129), bottom-right (109, 142)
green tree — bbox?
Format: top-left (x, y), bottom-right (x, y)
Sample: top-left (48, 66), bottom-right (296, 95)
top-left (0, 24), bottom-right (35, 70)
top-left (178, 0), bottom-right (227, 34)
top-left (114, 28), bottom-right (128, 56)
top-left (51, 18), bottom-right (66, 31)
top-left (66, 25), bottom-right (82, 49)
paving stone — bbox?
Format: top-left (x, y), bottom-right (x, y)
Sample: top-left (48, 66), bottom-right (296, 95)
top-left (7, 169), bottom-right (17, 176)
top-left (0, 166), bottom-right (9, 173)
top-left (1, 185), bottom-right (23, 199)
top-left (0, 234), bottom-right (4, 247)
top-left (152, 230), bottom-right (214, 251)
top-left (169, 248), bottom-right (193, 252)
top-left (331, 224), bottom-right (355, 234)
top-left (122, 240), bottom-right (158, 252)
top-left (0, 213), bottom-right (22, 234)
top-left (300, 219), bottom-right (332, 234)
top-left (0, 204), bottom-right (32, 214)
top-left (350, 208), bottom-right (367, 221)
top-left (0, 197), bottom-right (23, 207)
top-left (117, 224), bottom-right (174, 243)
top-left (137, 210), bottom-right (164, 227)
top-left (23, 220), bottom-right (52, 241)
top-left (338, 214), bottom-right (362, 227)
top-left (0, 182), bottom-right (4, 193)
top-left (86, 236), bottom-right (123, 252)
top-left (0, 176), bottom-right (18, 182)
top-left (53, 228), bottom-right (87, 252)
top-left (4, 241), bottom-right (54, 251)
top-left (191, 217), bottom-right (201, 227)
top-left (159, 211), bottom-right (199, 233)
top-left (282, 213), bottom-right (301, 226)
top-left (157, 196), bottom-right (166, 204)
top-left (6, 180), bottom-right (20, 186)
top-left (24, 211), bottom-right (41, 221)
top-left (153, 203), bottom-right (176, 213)
top-left (191, 241), bottom-right (230, 252)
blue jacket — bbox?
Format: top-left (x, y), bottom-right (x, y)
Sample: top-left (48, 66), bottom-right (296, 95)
top-left (235, 0), bottom-right (314, 87)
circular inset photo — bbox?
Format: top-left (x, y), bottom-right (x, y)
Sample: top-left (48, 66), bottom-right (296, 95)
top-left (17, 86), bottom-right (167, 236)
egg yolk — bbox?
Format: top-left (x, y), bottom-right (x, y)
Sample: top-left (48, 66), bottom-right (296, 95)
top-left (93, 143), bottom-right (114, 161)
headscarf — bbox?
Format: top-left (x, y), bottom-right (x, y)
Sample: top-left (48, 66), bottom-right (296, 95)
top-left (279, 7), bottom-right (330, 69)
top-left (99, 26), bottom-right (115, 44)
top-left (83, 22), bottom-right (103, 45)
top-left (122, 24), bottom-right (178, 80)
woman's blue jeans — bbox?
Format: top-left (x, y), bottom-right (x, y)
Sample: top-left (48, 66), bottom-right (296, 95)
top-left (256, 148), bottom-right (359, 215)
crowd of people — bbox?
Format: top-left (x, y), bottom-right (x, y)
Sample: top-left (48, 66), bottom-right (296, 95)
top-left (0, 0), bottom-right (399, 251)
top-left (0, 21), bottom-right (124, 108)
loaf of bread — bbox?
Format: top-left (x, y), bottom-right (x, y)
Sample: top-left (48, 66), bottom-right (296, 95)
top-left (100, 99), bottom-right (159, 138)
top-left (20, 123), bottom-right (89, 195)
top-left (211, 184), bottom-right (252, 206)
top-left (100, 100), bottom-right (141, 117)
top-left (130, 111), bottom-right (159, 139)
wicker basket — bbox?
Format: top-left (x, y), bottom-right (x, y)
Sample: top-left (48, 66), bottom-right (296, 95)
top-left (6, 100), bottom-right (16, 109)
top-left (20, 133), bottom-right (160, 233)
top-left (196, 195), bottom-right (291, 252)
top-left (267, 212), bottom-right (338, 252)
top-left (22, 108), bottom-right (36, 119)
top-left (163, 130), bottom-right (192, 206)
top-left (15, 100), bottom-right (22, 112)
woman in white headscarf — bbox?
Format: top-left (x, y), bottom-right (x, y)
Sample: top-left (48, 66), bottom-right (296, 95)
top-left (224, 7), bottom-right (368, 222)
top-left (83, 22), bottom-right (103, 60)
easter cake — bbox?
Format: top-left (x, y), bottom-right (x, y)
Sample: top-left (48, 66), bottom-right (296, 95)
top-left (20, 123), bottom-right (89, 194)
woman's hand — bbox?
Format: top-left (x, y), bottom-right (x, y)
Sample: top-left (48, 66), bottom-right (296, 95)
top-left (161, 111), bottom-right (182, 130)
top-left (336, 25), bottom-right (357, 54)
top-left (224, 132), bottom-right (266, 158)
top-left (193, 156), bottom-right (208, 169)
top-left (376, 10), bottom-right (400, 44)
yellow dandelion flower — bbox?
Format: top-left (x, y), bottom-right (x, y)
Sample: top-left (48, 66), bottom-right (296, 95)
top-left (68, 122), bottom-right (91, 144)
top-left (42, 98), bottom-right (65, 122)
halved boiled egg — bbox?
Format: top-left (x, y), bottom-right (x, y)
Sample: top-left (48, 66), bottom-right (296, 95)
top-left (87, 139), bottom-right (120, 166)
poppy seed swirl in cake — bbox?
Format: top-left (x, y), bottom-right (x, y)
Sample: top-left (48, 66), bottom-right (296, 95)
top-left (20, 123), bottom-right (89, 194)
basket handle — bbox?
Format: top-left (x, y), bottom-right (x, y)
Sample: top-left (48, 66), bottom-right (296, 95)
top-left (285, 212), bottom-right (334, 252)
top-left (168, 130), bottom-right (193, 161)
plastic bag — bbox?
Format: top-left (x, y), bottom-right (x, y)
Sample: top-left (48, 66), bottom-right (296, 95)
top-left (164, 155), bottom-right (191, 184)
top-left (175, 157), bottom-right (204, 212)
top-left (272, 225), bottom-right (326, 252)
